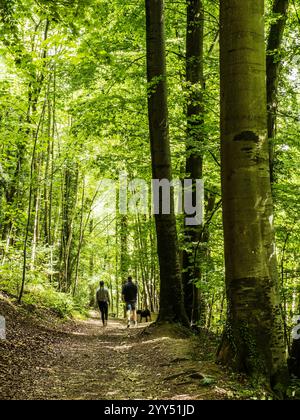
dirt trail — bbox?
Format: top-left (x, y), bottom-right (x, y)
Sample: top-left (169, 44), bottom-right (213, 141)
top-left (26, 313), bottom-right (207, 400)
top-left (39, 314), bottom-right (176, 400)
top-left (0, 302), bottom-right (252, 400)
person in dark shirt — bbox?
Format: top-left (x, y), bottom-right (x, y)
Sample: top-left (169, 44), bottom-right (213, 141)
top-left (122, 276), bottom-right (138, 328)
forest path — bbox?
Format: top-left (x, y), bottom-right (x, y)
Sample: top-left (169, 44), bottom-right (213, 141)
top-left (32, 312), bottom-right (204, 400)
top-left (0, 299), bottom-right (246, 400)
top-left (40, 313), bottom-right (172, 400)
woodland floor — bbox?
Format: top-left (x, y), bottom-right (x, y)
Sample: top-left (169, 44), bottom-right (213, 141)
top-left (0, 294), bottom-right (264, 400)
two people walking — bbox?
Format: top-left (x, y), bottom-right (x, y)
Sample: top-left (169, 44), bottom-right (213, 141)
top-left (96, 276), bottom-right (138, 328)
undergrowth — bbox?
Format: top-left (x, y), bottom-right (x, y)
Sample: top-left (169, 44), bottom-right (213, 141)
top-left (0, 262), bottom-right (90, 318)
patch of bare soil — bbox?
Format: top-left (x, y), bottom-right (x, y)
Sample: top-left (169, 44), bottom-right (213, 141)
top-left (0, 296), bottom-right (255, 400)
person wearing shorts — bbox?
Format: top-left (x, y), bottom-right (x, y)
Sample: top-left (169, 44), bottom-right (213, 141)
top-left (122, 276), bottom-right (138, 328)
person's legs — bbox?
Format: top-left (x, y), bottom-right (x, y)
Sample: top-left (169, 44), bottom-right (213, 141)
top-left (98, 302), bottom-right (103, 322)
top-left (132, 302), bottom-right (137, 326)
top-left (104, 302), bottom-right (108, 326)
top-left (99, 302), bottom-right (105, 326)
top-left (126, 303), bottom-right (132, 328)
top-left (133, 310), bottom-right (137, 326)
top-left (127, 311), bottom-right (131, 327)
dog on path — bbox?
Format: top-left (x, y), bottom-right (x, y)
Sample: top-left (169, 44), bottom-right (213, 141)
top-left (137, 309), bottom-right (152, 323)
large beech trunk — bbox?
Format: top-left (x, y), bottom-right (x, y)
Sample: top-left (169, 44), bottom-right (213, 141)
top-left (218, 0), bottom-right (287, 390)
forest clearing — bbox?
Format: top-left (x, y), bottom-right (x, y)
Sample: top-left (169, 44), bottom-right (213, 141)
top-left (0, 0), bottom-right (300, 403)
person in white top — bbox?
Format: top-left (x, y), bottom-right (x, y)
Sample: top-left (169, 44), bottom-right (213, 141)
top-left (96, 281), bottom-right (111, 327)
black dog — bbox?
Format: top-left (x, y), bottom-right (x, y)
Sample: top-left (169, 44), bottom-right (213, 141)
top-left (137, 309), bottom-right (152, 323)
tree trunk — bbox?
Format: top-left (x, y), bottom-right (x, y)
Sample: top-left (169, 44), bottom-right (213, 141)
top-left (118, 214), bottom-right (129, 319)
top-left (135, 214), bottom-right (153, 309)
top-left (19, 99), bottom-right (47, 302)
top-left (218, 0), bottom-right (287, 391)
top-left (120, 215), bottom-right (129, 281)
top-left (267, 0), bottom-right (289, 183)
top-left (182, 0), bottom-right (205, 325)
top-left (73, 178), bottom-right (86, 297)
top-left (289, 299), bottom-right (300, 378)
top-left (30, 188), bottom-right (41, 270)
top-left (59, 164), bottom-right (79, 292)
top-left (145, 0), bottom-right (188, 325)
top-left (44, 85), bottom-right (53, 246)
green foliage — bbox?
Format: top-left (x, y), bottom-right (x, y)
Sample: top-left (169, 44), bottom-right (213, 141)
top-left (23, 285), bottom-right (75, 318)
top-left (0, 0), bottom-right (299, 341)
top-left (200, 376), bottom-right (216, 387)
top-left (0, 262), bottom-right (86, 317)
top-left (287, 378), bottom-right (300, 400)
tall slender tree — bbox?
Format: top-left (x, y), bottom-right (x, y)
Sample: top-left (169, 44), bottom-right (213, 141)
top-left (267, 0), bottom-right (289, 183)
top-left (218, 0), bottom-right (287, 390)
top-left (145, 0), bottom-right (188, 325)
top-left (182, 0), bottom-right (205, 325)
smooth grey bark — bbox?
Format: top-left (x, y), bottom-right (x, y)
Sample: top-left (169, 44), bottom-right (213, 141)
top-left (218, 0), bottom-right (288, 391)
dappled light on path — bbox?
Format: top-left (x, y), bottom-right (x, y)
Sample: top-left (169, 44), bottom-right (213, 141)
top-left (0, 300), bottom-right (258, 401)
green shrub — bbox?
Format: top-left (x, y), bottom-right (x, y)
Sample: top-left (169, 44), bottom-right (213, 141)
top-left (0, 263), bottom-right (87, 318)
